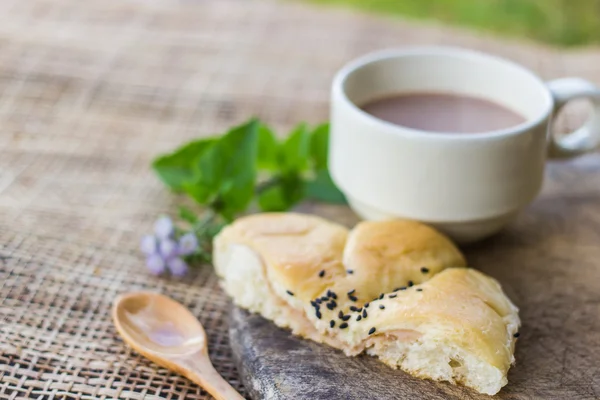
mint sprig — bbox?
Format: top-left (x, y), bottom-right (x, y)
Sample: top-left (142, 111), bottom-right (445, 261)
top-left (151, 118), bottom-right (345, 262)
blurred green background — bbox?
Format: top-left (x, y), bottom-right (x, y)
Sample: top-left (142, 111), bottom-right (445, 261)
top-left (309, 0), bottom-right (600, 46)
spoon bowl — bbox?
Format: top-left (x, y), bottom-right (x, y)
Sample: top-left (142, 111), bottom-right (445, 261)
top-left (115, 292), bottom-right (206, 356)
top-left (113, 291), bottom-right (244, 400)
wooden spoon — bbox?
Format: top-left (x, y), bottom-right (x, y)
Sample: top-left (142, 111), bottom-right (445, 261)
top-left (112, 291), bottom-right (244, 400)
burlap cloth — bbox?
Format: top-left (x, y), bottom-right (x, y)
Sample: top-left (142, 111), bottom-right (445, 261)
top-left (0, 0), bottom-right (598, 398)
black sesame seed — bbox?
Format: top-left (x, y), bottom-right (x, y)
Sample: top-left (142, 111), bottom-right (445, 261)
top-left (316, 298), bottom-right (322, 304)
top-left (330, 320), bottom-right (335, 328)
top-left (341, 315), bottom-right (351, 321)
top-left (326, 302), bottom-right (335, 310)
top-left (350, 306), bottom-right (359, 312)
top-left (421, 267), bottom-right (429, 274)
top-left (330, 292), bottom-right (338, 300)
top-left (321, 296), bottom-right (329, 301)
top-left (356, 315), bottom-right (362, 321)
top-left (316, 311), bottom-right (322, 319)
top-left (394, 287), bottom-right (407, 292)
top-left (319, 270), bottom-right (325, 278)
top-left (347, 269), bottom-right (354, 274)
top-left (364, 302), bottom-right (370, 308)
top-left (339, 322), bottom-right (349, 329)
top-left (514, 332), bottom-right (520, 338)
top-left (286, 290), bottom-right (294, 296)
top-left (347, 289), bottom-right (356, 295)
top-left (338, 310), bottom-right (344, 319)
top-left (327, 290), bottom-right (333, 297)
top-left (408, 281), bottom-right (414, 287)
top-left (349, 295), bottom-right (358, 302)
top-left (416, 288), bottom-right (423, 292)
top-left (379, 293), bottom-right (384, 300)
top-left (389, 294), bottom-right (397, 298)
top-left (310, 300), bottom-right (317, 307)
top-left (368, 327), bottom-right (376, 335)
top-left (379, 305), bottom-right (385, 310)
top-left (362, 309), bottom-right (367, 318)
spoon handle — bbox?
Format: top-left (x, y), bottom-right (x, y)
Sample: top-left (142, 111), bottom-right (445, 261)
top-left (182, 352), bottom-right (245, 400)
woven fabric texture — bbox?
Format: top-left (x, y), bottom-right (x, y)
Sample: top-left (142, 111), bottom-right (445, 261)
top-left (0, 0), bottom-right (598, 398)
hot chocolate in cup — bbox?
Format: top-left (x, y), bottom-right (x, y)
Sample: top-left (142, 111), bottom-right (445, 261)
top-left (329, 47), bottom-right (600, 243)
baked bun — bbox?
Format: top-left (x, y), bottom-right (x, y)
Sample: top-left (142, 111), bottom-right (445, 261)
top-left (214, 213), bottom-right (520, 395)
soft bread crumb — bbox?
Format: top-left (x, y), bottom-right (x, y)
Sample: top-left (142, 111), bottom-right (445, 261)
top-left (214, 240), bottom-right (340, 346)
top-left (214, 242), bottom-right (312, 336)
top-left (366, 337), bottom-right (505, 395)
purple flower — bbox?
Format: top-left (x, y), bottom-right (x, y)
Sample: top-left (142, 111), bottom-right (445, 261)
top-left (146, 254), bottom-right (166, 275)
top-left (143, 216), bottom-right (199, 276)
top-left (140, 235), bottom-right (157, 255)
top-left (178, 232), bottom-right (198, 256)
top-left (159, 238), bottom-right (178, 260)
top-left (154, 216), bottom-right (174, 239)
top-left (167, 257), bottom-right (188, 277)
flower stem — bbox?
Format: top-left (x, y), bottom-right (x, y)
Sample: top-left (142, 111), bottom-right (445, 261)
top-left (255, 177), bottom-right (281, 195)
top-left (189, 209), bottom-right (225, 264)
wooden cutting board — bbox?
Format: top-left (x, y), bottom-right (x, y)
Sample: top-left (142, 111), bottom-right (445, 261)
top-left (229, 155), bottom-right (600, 400)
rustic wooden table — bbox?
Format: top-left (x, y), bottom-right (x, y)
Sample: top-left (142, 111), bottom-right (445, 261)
top-left (0, 0), bottom-right (599, 399)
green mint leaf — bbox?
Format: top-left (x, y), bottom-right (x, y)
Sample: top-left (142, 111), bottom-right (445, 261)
top-left (257, 124), bottom-right (279, 170)
top-left (282, 173), bottom-right (306, 207)
top-left (258, 184), bottom-right (289, 211)
top-left (181, 180), bottom-right (217, 205)
top-left (280, 123), bottom-right (310, 173)
top-left (180, 141), bottom-right (220, 205)
top-left (283, 174), bottom-right (305, 208)
top-left (192, 143), bottom-right (225, 198)
top-left (187, 119), bottom-right (260, 220)
top-left (310, 123), bottom-right (329, 170)
top-left (306, 122), bottom-right (346, 203)
top-left (152, 138), bottom-right (215, 191)
top-left (216, 120), bottom-right (260, 219)
top-left (258, 174), bottom-right (305, 211)
top-left (305, 169), bottom-right (347, 204)
top-left (178, 206), bottom-right (199, 224)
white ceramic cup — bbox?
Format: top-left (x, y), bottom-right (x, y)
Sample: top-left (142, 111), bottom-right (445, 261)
top-left (329, 47), bottom-right (600, 243)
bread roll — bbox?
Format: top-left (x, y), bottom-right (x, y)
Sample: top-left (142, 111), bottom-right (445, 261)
top-left (214, 213), bottom-right (520, 395)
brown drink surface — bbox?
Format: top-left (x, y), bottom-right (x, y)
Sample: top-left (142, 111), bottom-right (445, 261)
top-left (361, 92), bottom-right (526, 133)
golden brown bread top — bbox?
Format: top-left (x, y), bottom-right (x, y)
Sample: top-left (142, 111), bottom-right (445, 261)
top-left (219, 214), bottom-right (466, 302)
top-left (218, 213), bottom-right (465, 301)
top-left (217, 213), bottom-right (349, 300)
top-left (339, 219), bottom-right (466, 305)
top-left (357, 268), bottom-right (517, 369)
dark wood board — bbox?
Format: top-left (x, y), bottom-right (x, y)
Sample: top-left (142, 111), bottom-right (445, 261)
top-left (229, 155), bottom-right (600, 400)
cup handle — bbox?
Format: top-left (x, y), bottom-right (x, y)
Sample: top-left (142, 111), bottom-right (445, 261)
top-left (547, 77), bottom-right (600, 158)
